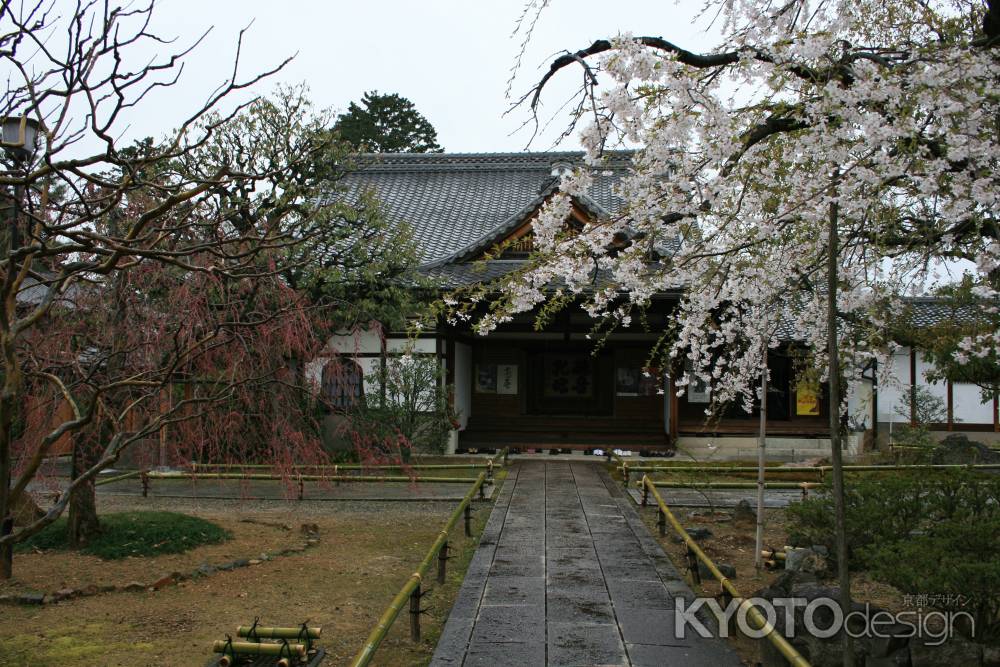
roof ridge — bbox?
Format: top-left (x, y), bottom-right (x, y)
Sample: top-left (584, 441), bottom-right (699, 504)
top-left (354, 150), bottom-right (634, 173)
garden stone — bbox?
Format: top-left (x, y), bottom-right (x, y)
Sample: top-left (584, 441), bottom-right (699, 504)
top-left (771, 569), bottom-right (818, 594)
top-left (911, 635), bottom-right (983, 666)
top-left (732, 499), bottom-right (756, 523)
top-left (122, 581), bottom-right (146, 592)
top-left (865, 646), bottom-right (912, 667)
top-left (196, 563), bottom-right (217, 576)
top-left (232, 558), bottom-right (250, 568)
top-left (673, 526), bottom-right (713, 542)
top-left (785, 547), bottom-right (827, 574)
top-left (932, 433), bottom-right (1000, 464)
top-left (53, 588), bottom-right (77, 601)
top-left (697, 561), bottom-right (735, 580)
top-left (17, 591), bottom-right (45, 605)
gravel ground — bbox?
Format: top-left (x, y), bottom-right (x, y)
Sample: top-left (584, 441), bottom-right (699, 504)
top-left (94, 492), bottom-right (460, 517)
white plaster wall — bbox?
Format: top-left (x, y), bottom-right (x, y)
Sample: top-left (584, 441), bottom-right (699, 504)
top-left (327, 328), bottom-right (383, 355)
top-left (846, 379), bottom-right (873, 430)
top-left (952, 383), bottom-right (994, 424)
top-left (877, 347), bottom-right (911, 423)
top-left (386, 337), bottom-right (436, 354)
top-left (454, 341), bottom-right (472, 430)
top-left (917, 354), bottom-right (948, 408)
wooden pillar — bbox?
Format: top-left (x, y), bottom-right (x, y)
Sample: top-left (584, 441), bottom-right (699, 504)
top-left (946, 381), bottom-right (954, 431)
top-left (668, 374), bottom-right (679, 442)
top-left (909, 348), bottom-right (917, 425)
top-left (993, 392), bottom-right (998, 433)
top-left (870, 359), bottom-right (879, 447)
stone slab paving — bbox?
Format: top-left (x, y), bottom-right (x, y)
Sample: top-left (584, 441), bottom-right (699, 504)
top-left (431, 461), bottom-right (742, 666)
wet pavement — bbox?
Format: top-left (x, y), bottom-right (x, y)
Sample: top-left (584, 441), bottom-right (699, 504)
top-left (430, 461), bottom-right (742, 666)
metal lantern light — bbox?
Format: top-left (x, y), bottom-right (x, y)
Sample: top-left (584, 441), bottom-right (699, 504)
top-left (1, 115), bottom-right (40, 160)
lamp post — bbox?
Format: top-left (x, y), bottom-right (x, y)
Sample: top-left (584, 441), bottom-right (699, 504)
top-left (0, 113), bottom-right (39, 579)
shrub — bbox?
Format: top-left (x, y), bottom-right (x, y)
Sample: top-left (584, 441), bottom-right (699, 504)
top-left (786, 473), bottom-right (929, 568)
top-left (16, 511), bottom-right (230, 559)
top-left (787, 471), bottom-right (1000, 636)
top-left (352, 351), bottom-right (457, 457)
top-left (868, 516), bottom-right (1000, 640)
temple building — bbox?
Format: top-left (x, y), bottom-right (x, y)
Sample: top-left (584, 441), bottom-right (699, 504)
top-left (319, 152), bottom-right (999, 459)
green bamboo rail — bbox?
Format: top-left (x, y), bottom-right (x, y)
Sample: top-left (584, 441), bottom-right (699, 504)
top-left (94, 470), bottom-right (141, 486)
top-left (189, 463), bottom-right (497, 472)
top-left (623, 463), bottom-right (1000, 479)
top-left (645, 480), bottom-right (819, 490)
top-left (641, 475), bottom-right (811, 667)
top-left (349, 472), bottom-right (489, 667)
top-left (146, 471), bottom-right (490, 484)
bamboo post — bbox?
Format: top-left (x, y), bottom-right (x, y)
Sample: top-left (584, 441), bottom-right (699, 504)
top-left (622, 463), bottom-right (629, 488)
top-left (437, 541), bottom-right (448, 584)
top-left (657, 508), bottom-right (666, 536)
top-left (486, 460), bottom-right (493, 480)
top-left (641, 482), bottom-right (649, 507)
top-left (409, 584), bottom-right (421, 642)
top-left (643, 478), bottom-right (811, 667)
top-left (687, 544), bottom-right (701, 585)
top-left (141, 470), bottom-right (149, 497)
top-left (297, 477), bottom-right (304, 501)
top-left (464, 504), bottom-right (472, 537)
top-left (350, 473), bottom-right (487, 667)
top-left (478, 483), bottom-right (485, 501)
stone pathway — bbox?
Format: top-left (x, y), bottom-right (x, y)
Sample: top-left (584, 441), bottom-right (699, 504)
top-left (431, 461), bottom-right (742, 666)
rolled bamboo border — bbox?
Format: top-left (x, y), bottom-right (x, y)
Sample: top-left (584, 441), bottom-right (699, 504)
top-left (641, 475), bottom-right (811, 667)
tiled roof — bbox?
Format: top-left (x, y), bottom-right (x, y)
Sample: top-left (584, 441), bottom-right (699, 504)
top-left (336, 152), bottom-right (630, 266)
top-left (904, 297), bottom-right (987, 328)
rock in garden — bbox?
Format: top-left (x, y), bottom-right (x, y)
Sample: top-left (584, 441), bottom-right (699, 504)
top-left (910, 634), bottom-right (983, 667)
top-left (732, 499), bottom-right (756, 523)
top-left (932, 433), bottom-right (1000, 464)
top-left (785, 547), bottom-right (827, 575)
top-left (17, 591), bottom-right (45, 605)
top-left (697, 562), bottom-right (736, 580)
top-left (689, 527), bottom-right (712, 540)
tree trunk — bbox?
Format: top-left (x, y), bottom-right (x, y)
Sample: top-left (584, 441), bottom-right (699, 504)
top-left (754, 360), bottom-right (767, 570)
top-left (67, 436), bottom-right (100, 547)
top-left (827, 186), bottom-right (854, 667)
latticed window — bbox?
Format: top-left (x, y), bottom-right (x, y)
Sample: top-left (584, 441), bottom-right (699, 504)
top-left (321, 358), bottom-right (364, 412)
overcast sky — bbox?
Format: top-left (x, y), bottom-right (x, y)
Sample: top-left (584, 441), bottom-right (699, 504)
top-left (123, 1), bottom-right (708, 152)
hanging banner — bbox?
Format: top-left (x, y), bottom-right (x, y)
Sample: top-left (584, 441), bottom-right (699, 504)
top-left (796, 382), bottom-right (820, 416)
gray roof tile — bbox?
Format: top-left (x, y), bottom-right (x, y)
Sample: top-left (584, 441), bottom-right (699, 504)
top-left (336, 152), bottom-right (630, 265)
